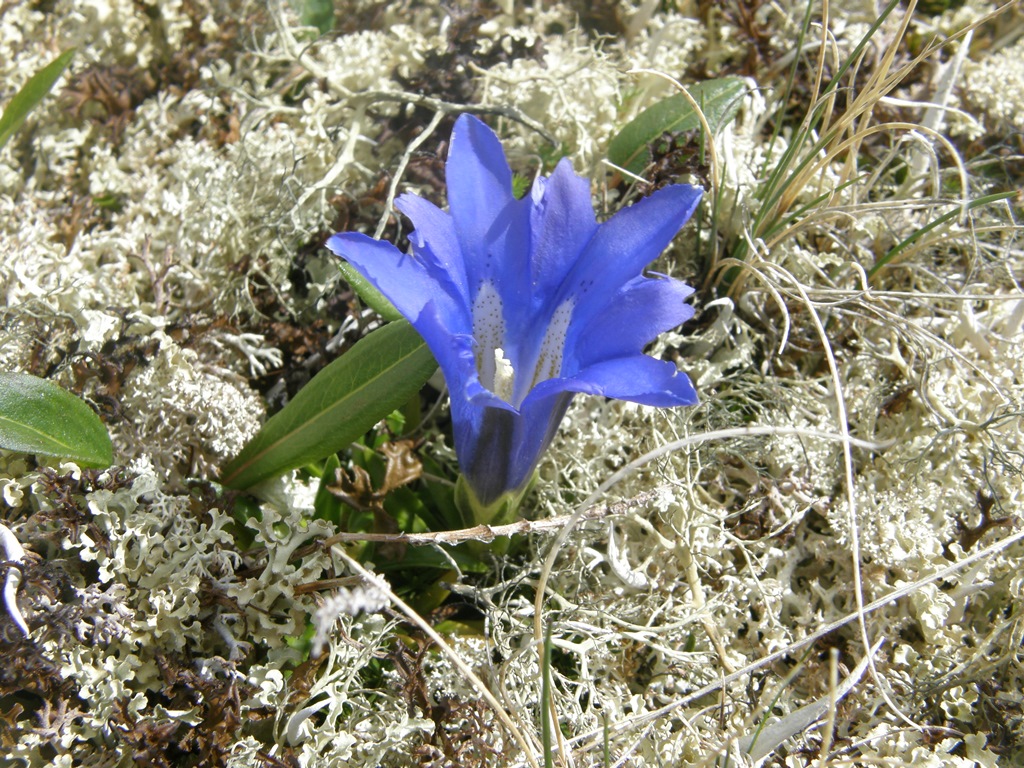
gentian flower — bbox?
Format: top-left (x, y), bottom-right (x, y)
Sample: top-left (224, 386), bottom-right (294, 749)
top-left (327, 115), bottom-right (702, 525)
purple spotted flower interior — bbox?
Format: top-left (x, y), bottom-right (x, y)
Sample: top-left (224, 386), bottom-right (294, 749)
top-left (327, 115), bottom-right (702, 519)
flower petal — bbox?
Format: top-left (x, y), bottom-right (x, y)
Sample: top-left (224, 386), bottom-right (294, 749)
top-left (476, 194), bottom-right (533, 321)
top-left (529, 157), bottom-right (597, 299)
top-left (463, 392), bottom-right (574, 505)
top-left (327, 116), bottom-right (703, 515)
top-left (395, 193), bottom-right (470, 305)
top-left (411, 299), bottom-right (514, 413)
top-left (326, 233), bottom-right (457, 323)
top-left (445, 115), bottom-right (517, 291)
top-left (558, 184), bottom-right (702, 330)
top-left (573, 275), bottom-right (695, 367)
top-left (532, 355), bottom-right (698, 407)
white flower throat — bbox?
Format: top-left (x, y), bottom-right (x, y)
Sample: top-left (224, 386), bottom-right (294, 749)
top-left (472, 280), bottom-right (573, 406)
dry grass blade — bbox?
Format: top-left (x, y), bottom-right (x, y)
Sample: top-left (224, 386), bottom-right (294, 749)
top-left (569, 525), bottom-right (1024, 753)
top-left (331, 547), bottom-right (544, 768)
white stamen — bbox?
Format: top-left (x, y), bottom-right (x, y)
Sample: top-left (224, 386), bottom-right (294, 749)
top-left (472, 283), bottom-right (573, 406)
top-left (493, 348), bottom-right (516, 403)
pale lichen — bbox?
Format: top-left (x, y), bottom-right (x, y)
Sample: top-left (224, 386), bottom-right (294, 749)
top-left (114, 333), bottom-right (265, 480)
top-left (2, 0), bottom-right (1022, 765)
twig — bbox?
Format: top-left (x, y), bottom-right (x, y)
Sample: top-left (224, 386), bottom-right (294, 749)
top-left (318, 492), bottom-right (656, 549)
top-left (352, 90), bottom-right (557, 145)
top-left (374, 110), bottom-right (445, 239)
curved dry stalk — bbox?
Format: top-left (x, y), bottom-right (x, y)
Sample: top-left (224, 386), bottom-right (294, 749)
top-left (771, 120), bottom-right (970, 233)
top-left (758, 259), bottom-right (919, 729)
top-left (531, 426), bottom-right (891, 748)
top-left (626, 67), bottom-right (724, 279)
top-left (331, 546), bottom-right (544, 768)
top-left (727, 0), bottom-right (1018, 299)
top-left (570, 524), bottom-right (1024, 753)
top-left (824, 0), bottom-right (919, 187)
top-left (373, 110), bottom-right (445, 239)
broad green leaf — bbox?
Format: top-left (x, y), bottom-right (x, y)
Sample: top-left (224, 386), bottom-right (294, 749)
top-left (608, 77), bottom-right (747, 177)
top-left (0, 49), bottom-right (75, 152)
top-left (221, 320), bottom-right (436, 489)
top-left (337, 261), bottom-right (403, 322)
top-left (0, 372), bottom-right (112, 467)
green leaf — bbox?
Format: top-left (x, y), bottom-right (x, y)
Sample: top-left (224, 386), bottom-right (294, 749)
top-left (337, 261), bottom-right (403, 322)
top-left (221, 320), bottom-right (437, 489)
top-left (312, 454), bottom-right (345, 526)
top-left (0, 49), bottom-right (75, 152)
top-left (300, 0), bottom-right (335, 34)
top-left (511, 173), bottom-right (531, 199)
top-left (608, 77), bottom-right (747, 177)
top-left (868, 191), bottom-right (1016, 279)
top-left (0, 372), bottom-right (112, 468)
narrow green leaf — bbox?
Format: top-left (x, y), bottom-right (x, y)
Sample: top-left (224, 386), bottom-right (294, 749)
top-left (221, 320), bottom-right (437, 489)
top-left (337, 260), bottom-right (403, 322)
top-left (0, 372), bottom-right (112, 468)
top-left (608, 77), bottom-right (747, 176)
top-left (868, 191), bottom-right (1015, 279)
top-left (0, 49), bottom-right (75, 152)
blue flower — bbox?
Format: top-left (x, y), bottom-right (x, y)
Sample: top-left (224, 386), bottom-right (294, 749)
top-left (327, 115), bottom-right (702, 523)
